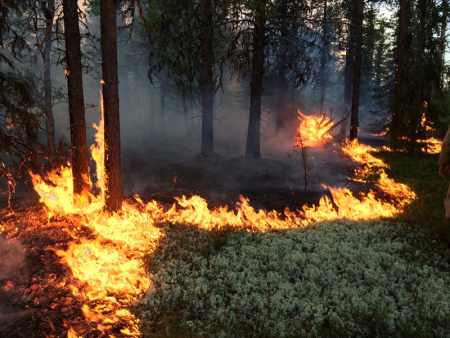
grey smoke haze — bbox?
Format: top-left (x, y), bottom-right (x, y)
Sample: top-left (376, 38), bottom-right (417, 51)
top-left (0, 235), bottom-right (25, 281)
top-left (42, 12), bottom-right (383, 202)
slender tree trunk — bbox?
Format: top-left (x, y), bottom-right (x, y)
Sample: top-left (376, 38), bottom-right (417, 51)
top-left (246, 0), bottom-right (266, 159)
top-left (391, 0), bottom-right (406, 150)
top-left (160, 79), bottom-right (166, 140)
top-left (340, 3), bottom-right (356, 138)
top-left (43, 0), bottom-right (55, 151)
top-left (319, 0), bottom-right (329, 114)
top-left (100, 0), bottom-right (122, 212)
top-left (275, 0), bottom-right (288, 134)
top-left (200, 0), bottom-right (215, 156)
top-left (181, 89), bottom-right (191, 141)
top-left (438, 0), bottom-right (448, 89)
top-left (349, 0), bottom-right (364, 141)
top-left (63, 0), bottom-right (90, 202)
top-left (410, 0), bottom-right (427, 154)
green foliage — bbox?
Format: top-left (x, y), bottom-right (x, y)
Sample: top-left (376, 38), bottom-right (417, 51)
top-left (388, 0), bottom-right (450, 150)
top-left (373, 150), bottom-right (450, 254)
top-left (144, 0), bottom-right (227, 104)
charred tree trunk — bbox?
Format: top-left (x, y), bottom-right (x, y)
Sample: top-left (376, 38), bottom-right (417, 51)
top-left (349, 0), bottom-right (364, 141)
top-left (340, 2), bottom-right (356, 138)
top-left (100, 0), bottom-right (122, 212)
top-left (43, 0), bottom-right (55, 151)
top-left (319, 0), bottom-right (329, 115)
top-left (63, 0), bottom-right (90, 202)
top-left (391, 0), bottom-right (406, 150)
top-left (200, 0), bottom-right (215, 157)
top-left (246, 0), bottom-right (266, 159)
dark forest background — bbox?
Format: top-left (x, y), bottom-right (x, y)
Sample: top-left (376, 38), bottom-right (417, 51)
top-left (1, 0), bottom-right (449, 210)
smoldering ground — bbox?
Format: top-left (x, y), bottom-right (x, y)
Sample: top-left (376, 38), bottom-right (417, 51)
top-left (0, 234), bottom-right (30, 329)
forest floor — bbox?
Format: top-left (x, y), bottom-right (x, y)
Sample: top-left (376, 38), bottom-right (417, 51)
top-left (1, 137), bottom-right (450, 337)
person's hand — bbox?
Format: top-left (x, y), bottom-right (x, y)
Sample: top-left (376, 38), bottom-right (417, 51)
top-left (439, 164), bottom-right (450, 177)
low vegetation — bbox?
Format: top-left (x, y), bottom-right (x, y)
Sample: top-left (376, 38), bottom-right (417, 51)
top-left (375, 151), bottom-right (450, 253)
top-left (134, 149), bottom-right (450, 337)
top-left (136, 220), bottom-right (450, 337)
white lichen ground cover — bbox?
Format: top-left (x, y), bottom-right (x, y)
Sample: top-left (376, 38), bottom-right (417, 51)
top-left (137, 220), bottom-right (450, 337)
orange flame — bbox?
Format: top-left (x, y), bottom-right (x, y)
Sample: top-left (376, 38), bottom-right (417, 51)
top-left (296, 110), bottom-right (333, 146)
top-left (28, 110), bottom-right (418, 335)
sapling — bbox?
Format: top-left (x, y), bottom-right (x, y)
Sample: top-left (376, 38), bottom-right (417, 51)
top-left (288, 130), bottom-right (310, 193)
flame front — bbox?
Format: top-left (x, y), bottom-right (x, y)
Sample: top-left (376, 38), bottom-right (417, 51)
top-left (296, 110), bottom-right (333, 146)
top-left (28, 108), bottom-right (418, 336)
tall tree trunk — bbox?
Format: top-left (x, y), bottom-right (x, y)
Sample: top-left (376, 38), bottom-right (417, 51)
top-left (349, 0), bottom-right (364, 141)
top-left (200, 0), bottom-right (215, 157)
top-left (63, 0), bottom-right (90, 202)
top-left (410, 0), bottom-right (427, 154)
top-left (181, 88), bottom-right (191, 141)
top-left (100, 0), bottom-right (122, 212)
top-left (275, 0), bottom-right (289, 134)
top-left (438, 0), bottom-right (448, 89)
top-left (319, 0), bottom-right (329, 114)
top-left (246, 0), bottom-right (266, 159)
top-left (391, 0), bottom-right (406, 150)
top-left (160, 79), bottom-right (166, 140)
top-left (340, 2), bottom-right (356, 138)
top-left (43, 0), bottom-right (55, 151)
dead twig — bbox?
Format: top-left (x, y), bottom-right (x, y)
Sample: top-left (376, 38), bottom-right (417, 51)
top-left (324, 109), bottom-right (351, 135)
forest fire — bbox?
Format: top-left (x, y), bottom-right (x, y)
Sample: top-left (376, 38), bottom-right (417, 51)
top-left (2, 0), bottom-right (449, 334)
top-left (295, 110), bottom-right (333, 146)
top-left (342, 139), bottom-right (416, 205)
top-left (2, 108), bottom-right (417, 337)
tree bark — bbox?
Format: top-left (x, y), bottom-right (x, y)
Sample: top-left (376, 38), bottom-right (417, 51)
top-left (391, 0), bottom-right (406, 150)
top-left (318, 0), bottom-right (329, 115)
top-left (340, 2), bottom-right (356, 138)
top-left (246, 0), bottom-right (266, 159)
top-left (410, 0), bottom-right (427, 154)
top-left (100, 0), bottom-right (122, 212)
top-left (43, 0), bottom-right (55, 151)
top-left (438, 0), bottom-right (448, 89)
top-left (63, 0), bottom-right (90, 202)
top-left (275, 0), bottom-right (288, 134)
top-left (349, 0), bottom-right (364, 141)
top-left (200, 0), bottom-right (215, 157)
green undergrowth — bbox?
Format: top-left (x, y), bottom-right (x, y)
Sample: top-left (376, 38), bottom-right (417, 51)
top-left (132, 150), bottom-right (450, 338)
top-left (372, 151), bottom-right (450, 254)
top-left (134, 221), bottom-right (450, 338)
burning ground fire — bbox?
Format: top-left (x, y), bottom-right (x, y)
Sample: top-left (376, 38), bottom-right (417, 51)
top-left (1, 109), bottom-right (418, 337)
top-left (369, 112), bottom-right (442, 154)
top-left (295, 110), bottom-right (333, 146)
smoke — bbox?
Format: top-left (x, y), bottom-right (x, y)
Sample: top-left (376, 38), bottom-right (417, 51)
top-left (0, 235), bottom-right (26, 281)
top-left (42, 13), bottom-right (382, 202)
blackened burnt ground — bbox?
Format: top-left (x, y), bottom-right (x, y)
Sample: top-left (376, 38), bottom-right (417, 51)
top-left (121, 139), bottom-right (381, 214)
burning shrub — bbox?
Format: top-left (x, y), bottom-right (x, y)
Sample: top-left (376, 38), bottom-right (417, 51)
top-left (138, 221), bottom-right (450, 337)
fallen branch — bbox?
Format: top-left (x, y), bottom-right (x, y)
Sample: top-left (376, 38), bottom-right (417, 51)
top-left (324, 109), bottom-right (351, 135)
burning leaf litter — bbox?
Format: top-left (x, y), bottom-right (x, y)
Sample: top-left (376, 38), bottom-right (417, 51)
top-left (1, 110), bottom-right (423, 337)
